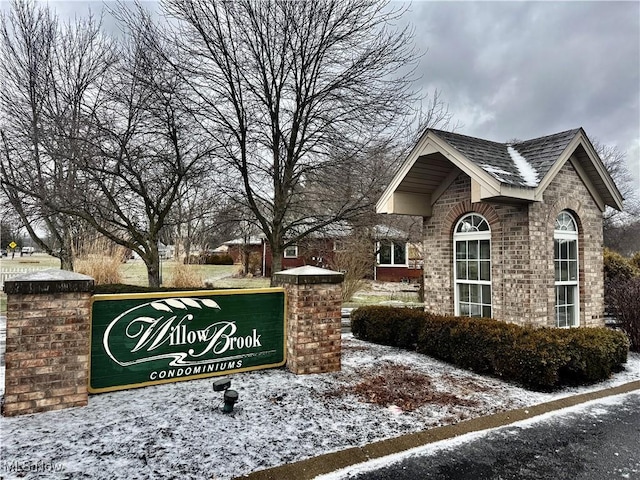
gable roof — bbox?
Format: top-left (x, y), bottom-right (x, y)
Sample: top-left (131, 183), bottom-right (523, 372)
top-left (377, 127), bottom-right (623, 216)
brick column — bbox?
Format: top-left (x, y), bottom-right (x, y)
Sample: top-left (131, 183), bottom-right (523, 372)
top-left (273, 266), bottom-right (343, 374)
top-left (2, 269), bottom-right (94, 416)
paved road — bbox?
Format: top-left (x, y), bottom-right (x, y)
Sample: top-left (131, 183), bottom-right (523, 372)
top-left (340, 392), bottom-right (640, 480)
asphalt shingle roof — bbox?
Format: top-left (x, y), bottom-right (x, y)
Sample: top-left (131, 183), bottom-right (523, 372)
top-left (428, 128), bottom-right (581, 188)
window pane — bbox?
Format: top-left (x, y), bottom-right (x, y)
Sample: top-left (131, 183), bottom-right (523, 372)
top-left (393, 243), bottom-right (406, 265)
top-left (560, 241), bottom-right (568, 259)
top-left (554, 240), bottom-right (560, 260)
top-left (468, 241), bottom-right (478, 260)
top-left (561, 261), bottom-right (568, 282)
top-left (480, 261), bottom-right (490, 281)
top-left (456, 241), bottom-right (467, 259)
top-left (569, 260), bottom-right (577, 281)
top-left (482, 285), bottom-right (491, 303)
top-left (468, 261), bottom-right (478, 280)
top-left (480, 240), bottom-right (490, 259)
top-left (557, 285), bottom-right (566, 304)
top-left (568, 240), bottom-right (577, 260)
top-left (557, 306), bottom-right (567, 327)
top-left (379, 243), bottom-right (391, 264)
top-left (457, 261), bottom-right (467, 280)
top-left (566, 285), bottom-right (575, 305)
top-left (470, 284), bottom-right (479, 303)
top-left (460, 303), bottom-right (469, 316)
top-left (470, 304), bottom-right (482, 317)
top-left (554, 261), bottom-right (561, 281)
top-left (482, 306), bottom-right (492, 318)
top-left (459, 284), bottom-right (469, 301)
top-left (567, 305), bottom-right (575, 326)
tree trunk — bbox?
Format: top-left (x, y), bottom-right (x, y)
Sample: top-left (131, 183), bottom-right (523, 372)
top-left (59, 250), bottom-right (74, 272)
top-left (242, 241), bottom-right (250, 275)
top-left (144, 243), bottom-right (161, 288)
top-left (270, 246), bottom-right (283, 286)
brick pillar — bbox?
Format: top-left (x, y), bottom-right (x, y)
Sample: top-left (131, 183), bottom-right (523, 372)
top-left (2, 269), bottom-right (94, 416)
top-left (273, 266), bottom-right (343, 374)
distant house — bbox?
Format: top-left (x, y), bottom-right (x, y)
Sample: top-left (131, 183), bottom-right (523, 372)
top-left (373, 225), bottom-right (422, 282)
top-left (378, 128), bottom-right (623, 327)
top-left (220, 224), bottom-right (423, 281)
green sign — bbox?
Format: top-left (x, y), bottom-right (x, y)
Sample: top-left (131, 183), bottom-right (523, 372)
top-left (90, 288), bottom-right (286, 393)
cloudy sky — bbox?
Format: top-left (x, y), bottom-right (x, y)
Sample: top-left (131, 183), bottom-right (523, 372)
top-left (406, 1), bottom-right (640, 199)
top-left (9, 1), bottom-right (640, 199)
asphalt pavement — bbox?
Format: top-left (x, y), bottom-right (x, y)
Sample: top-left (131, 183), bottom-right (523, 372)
top-left (341, 390), bottom-right (640, 480)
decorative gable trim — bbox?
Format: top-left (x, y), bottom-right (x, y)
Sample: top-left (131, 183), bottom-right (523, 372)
top-left (377, 128), bottom-right (623, 217)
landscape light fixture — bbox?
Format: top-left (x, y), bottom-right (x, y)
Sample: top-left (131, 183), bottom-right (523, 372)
top-left (213, 377), bottom-right (239, 413)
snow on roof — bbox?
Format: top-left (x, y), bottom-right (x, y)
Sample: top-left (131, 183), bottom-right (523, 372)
top-left (507, 146), bottom-right (539, 187)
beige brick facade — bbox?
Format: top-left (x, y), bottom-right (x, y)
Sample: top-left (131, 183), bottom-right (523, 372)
top-left (423, 161), bottom-right (605, 327)
top-left (3, 280), bottom-right (93, 416)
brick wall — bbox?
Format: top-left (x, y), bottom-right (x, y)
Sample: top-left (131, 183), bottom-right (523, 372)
top-left (423, 161), bottom-right (605, 327)
top-left (2, 271), bottom-right (93, 416)
top-left (531, 160), bottom-right (605, 327)
top-left (273, 266), bottom-right (343, 374)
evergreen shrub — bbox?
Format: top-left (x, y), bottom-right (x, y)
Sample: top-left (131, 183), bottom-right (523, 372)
top-left (185, 253), bottom-right (234, 265)
top-left (351, 306), bottom-right (430, 349)
top-left (351, 306), bottom-right (629, 391)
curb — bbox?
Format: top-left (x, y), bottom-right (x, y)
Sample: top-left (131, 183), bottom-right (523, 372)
top-left (235, 380), bottom-right (640, 480)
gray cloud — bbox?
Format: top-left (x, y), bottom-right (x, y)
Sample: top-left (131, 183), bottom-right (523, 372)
top-left (5, 0), bottom-right (639, 197)
top-left (409, 1), bottom-right (639, 197)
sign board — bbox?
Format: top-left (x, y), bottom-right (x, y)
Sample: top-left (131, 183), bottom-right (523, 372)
top-left (90, 288), bottom-right (286, 393)
top-left (8, 241), bottom-right (16, 249)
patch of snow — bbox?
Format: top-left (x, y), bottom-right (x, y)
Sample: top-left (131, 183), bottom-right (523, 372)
top-left (481, 164), bottom-right (512, 177)
top-left (507, 146), bottom-right (539, 187)
top-left (0, 335), bottom-right (638, 479)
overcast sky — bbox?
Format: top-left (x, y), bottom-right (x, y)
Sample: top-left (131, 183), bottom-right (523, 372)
top-left (406, 1), bottom-right (640, 200)
top-left (9, 1), bottom-right (640, 199)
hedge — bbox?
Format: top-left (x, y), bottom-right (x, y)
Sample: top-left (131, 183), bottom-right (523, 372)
top-left (351, 306), bottom-right (629, 391)
top-left (184, 254), bottom-right (234, 265)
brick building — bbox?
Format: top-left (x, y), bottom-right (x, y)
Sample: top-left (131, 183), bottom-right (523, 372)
top-left (377, 128), bottom-right (623, 327)
top-left (221, 225), bottom-right (423, 282)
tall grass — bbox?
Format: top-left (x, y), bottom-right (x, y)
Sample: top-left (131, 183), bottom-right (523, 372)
top-left (74, 239), bottom-right (125, 285)
top-left (167, 262), bottom-right (204, 289)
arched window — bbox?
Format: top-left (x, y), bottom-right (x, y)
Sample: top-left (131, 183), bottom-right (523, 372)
top-left (554, 211), bottom-right (579, 327)
top-left (454, 213), bottom-right (492, 318)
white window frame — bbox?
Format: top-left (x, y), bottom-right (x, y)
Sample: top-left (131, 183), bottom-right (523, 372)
top-left (554, 211), bottom-right (579, 328)
top-left (283, 245), bottom-right (298, 258)
top-left (453, 213), bottom-right (492, 318)
top-left (376, 240), bottom-right (408, 266)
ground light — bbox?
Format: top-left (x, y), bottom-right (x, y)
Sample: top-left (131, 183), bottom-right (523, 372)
top-left (213, 378), bottom-right (239, 413)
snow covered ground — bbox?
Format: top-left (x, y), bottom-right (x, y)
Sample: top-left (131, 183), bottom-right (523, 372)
top-left (1, 334), bottom-right (638, 480)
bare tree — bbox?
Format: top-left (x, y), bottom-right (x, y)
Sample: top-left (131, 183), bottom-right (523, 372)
top-left (0, 0), bottom-right (114, 270)
top-left (66, 10), bottom-right (213, 287)
top-left (593, 140), bottom-right (640, 227)
top-left (161, 0), bottom-right (439, 280)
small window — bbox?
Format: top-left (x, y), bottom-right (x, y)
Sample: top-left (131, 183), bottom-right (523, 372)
top-left (377, 241), bottom-right (407, 266)
top-left (284, 245), bottom-right (298, 258)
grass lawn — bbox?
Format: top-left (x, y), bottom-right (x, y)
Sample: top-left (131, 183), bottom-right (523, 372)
top-left (1, 254), bottom-right (418, 312)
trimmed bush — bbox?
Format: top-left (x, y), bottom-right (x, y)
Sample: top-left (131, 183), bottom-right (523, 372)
top-left (352, 306), bottom-right (629, 391)
top-left (185, 254), bottom-right (234, 265)
top-left (351, 306), bottom-right (430, 350)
